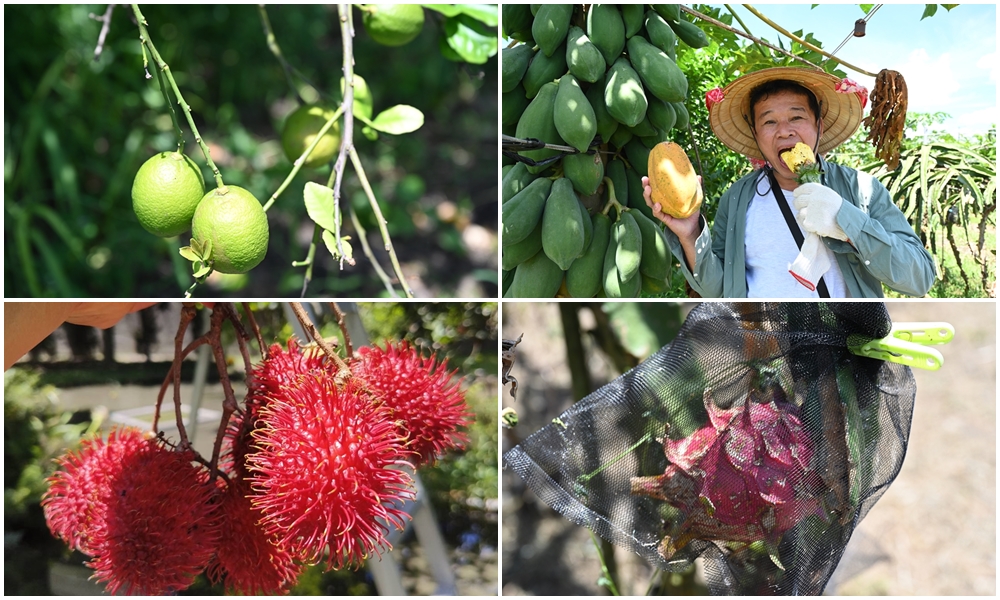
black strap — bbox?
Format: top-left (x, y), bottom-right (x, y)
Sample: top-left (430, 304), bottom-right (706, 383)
top-left (765, 168), bottom-right (830, 298)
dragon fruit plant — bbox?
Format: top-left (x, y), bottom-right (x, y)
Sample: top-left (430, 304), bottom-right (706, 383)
top-left (630, 377), bottom-right (824, 567)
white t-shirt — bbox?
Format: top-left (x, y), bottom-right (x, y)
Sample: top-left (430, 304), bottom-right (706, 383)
top-left (744, 183), bottom-right (848, 298)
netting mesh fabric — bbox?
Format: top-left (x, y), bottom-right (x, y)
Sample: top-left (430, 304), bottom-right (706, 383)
top-left (504, 302), bottom-right (916, 595)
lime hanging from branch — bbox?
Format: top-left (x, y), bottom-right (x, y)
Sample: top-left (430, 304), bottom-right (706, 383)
top-left (131, 151), bottom-right (206, 237)
top-left (281, 104), bottom-right (341, 169)
top-left (191, 186), bottom-right (269, 274)
top-left (361, 4), bottom-right (425, 47)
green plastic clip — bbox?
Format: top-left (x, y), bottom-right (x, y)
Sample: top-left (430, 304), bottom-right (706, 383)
top-left (849, 322), bottom-right (954, 370)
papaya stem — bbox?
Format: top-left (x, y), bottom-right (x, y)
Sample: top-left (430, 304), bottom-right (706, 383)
top-left (601, 177), bottom-right (627, 218)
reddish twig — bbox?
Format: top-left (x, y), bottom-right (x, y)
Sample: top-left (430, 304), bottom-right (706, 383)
top-left (290, 302), bottom-right (348, 371)
top-left (329, 302), bottom-right (353, 357)
top-left (241, 302), bottom-right (267, 358)
top-left (152, 334), bottom-right (210, 433)
top-left (153, 304), bottom-right (198, 448)
top-left (207, 305), bottom-right (241, 479)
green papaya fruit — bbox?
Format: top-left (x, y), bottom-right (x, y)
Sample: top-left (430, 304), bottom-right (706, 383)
top-left (602, 232), bottom-right (622, 298)
top-left (502, 85), bottom-right (531, 131)
top-left (640, 130), bottom-right (670, 148)
top-left (515, 82), bottom-right (564, 173)
top-left (627, 115), bottom-right (658, 138)
top-left (621, 4), bottom-right (644, 38)
top-left (669, 18), bottom-right (710, 49)
top-left (615, 211), bottom-right (642, 283)
top-left (587, 5), bottom-right (626, 66)
top-left (608, 126), bottom-right (633, 150)
top-left (644, 10), bottom-right (678, 60)
top-left (502, 162), bottom-right (537, 203)
top-left (567, 211), bottom-right (611, 297)
top-left (553, 75), bottom-right (597, 153)
top-left (624, 138), bottom-right (652, 178)
top-left (561, 151), bottom-right (604, 196)
top-left (646, 96), bottom-right (677, 132)
top-left (502, 164), bottom-right (513, 179)
top-left (565, 26), bottom-right (606, 84)
top-left (625, 166), bottom-right (655, 221)
top-left (541, 177), bottom-right (587, 270)
top-left (651, 4), bottom-right (681, 23)
top-left (619, 263), bottom-right (642, 297)
top-left (502, 268), bottom-right (516, 296)
top-left (503, 5), bottom-right (534, 41)
top-left (604, 57), bottom-right (647, 128)
top-left (504, 249), bottom-right (564, 298)
top-left (631, 209), bottom-right (671, 280)
top-left (530, 4), bottom-right (540, 16)
top-left (585, 72), bottom-right (618, 142)
top-left (522, 45), bottom-right (568, 99)
top-left (502, 176), bottom-right (552, 245)
top-left (626, 36), bottom-right (687, 103)
top-left (532, 4), bottom-right (573, 57)
top-left (502, 45), bottom-right (534, 93)
top-left (606, 159), bottom-right (628, 206)
top-left (502, 219), bottom-right (543, 270)
top-left (672, 101), bottom-right (690, 130)
top-left (640, 273), bottom-right (669, 295)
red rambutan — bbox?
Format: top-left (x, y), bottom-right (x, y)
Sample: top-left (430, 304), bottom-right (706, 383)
top-left (87, 434), bottom-right (221, 595)
top-left (352, 341), bottom-right (471, 466)
top-left (246, 373), bottom-right (415, 570)
top-left (207, 477), bottom-right (304, 595)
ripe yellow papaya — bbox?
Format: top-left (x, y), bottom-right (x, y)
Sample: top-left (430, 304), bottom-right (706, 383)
top-left (647, 141), bottom-right (702, 218)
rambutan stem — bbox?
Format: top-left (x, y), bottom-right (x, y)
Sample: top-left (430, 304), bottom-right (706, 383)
top-left (208, 306), bottom-right (241, 480)
top-left (242, 302), bottom-right (268, 358)
top-left (329, 302), bottom-right (353, 357)
top-left (290, 302), bottom-right (349, 371)
top-left (153, 334), bottom-right (210, 433)
top-left (157, 304), bottom-right (198, 448)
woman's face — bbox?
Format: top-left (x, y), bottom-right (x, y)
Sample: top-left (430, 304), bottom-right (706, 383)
top-left (752, 90), bottom-right (820, 186)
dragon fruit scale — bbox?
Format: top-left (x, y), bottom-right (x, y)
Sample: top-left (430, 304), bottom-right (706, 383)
top-left (631, 383), bottom-right (823, 560)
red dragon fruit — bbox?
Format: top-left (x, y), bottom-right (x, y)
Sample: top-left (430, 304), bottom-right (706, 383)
top-left (631, 381), bottom-right (824, 561)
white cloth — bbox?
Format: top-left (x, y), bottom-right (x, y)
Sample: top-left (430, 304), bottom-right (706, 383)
top-left (789, 233), bottom-right (830, 291)
top-left (745, 186), bottom-right (848, 297)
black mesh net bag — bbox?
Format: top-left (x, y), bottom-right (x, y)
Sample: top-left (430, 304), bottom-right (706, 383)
top-left (504, 302), bottom-right (916, 595)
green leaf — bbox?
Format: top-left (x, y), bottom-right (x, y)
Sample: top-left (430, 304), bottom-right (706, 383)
top-left (370, 105), bottom-right (425, 135)
top-left (179, 246), bottom-right (201, 262)
top-left (443, 14), bottom-right (498, 64)
top-left (202, 238), bottom-right (213, 261)
top-left (859, 4), bottom-right (874, 14)
top-left (921, 4), bottom-right (937, 20)
top-left (421, 4), bottom-right (498, 27)
top-left (193, 263), bottom-right (212, 279)
top-left (941, 4), bottom-right (958, 10)
top-left (303, 181), bottom-right (339, 232)
top-left (321, 230), bottom-right (353, 261)
top-left (362, 125), bottom-right (379, 141)
top-left (190, 237), bottom-right (205, 256)
top-left (333, 74), bottom-right (374, 120)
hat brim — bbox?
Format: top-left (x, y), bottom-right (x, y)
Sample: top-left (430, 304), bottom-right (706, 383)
top-left (709, 67), bottom-right (864, 160)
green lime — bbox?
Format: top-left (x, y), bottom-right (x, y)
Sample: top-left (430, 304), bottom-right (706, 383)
top-left (362, 4), bottom-right (425, 47)
top-left (191, 186), bottom-right (269, 274)
top-left (131, 151), bottom-right (206, 237)
top-left (281, 104), bottom-right (341, 169)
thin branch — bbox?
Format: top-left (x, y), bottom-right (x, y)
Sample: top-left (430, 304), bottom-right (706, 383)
top-left (262, 105), bottom-right (345, 212)
top-left (348, 204), bottom-right (400, 297)
top-left (90, 4), bottom-right (116, 62)
top-left (207, 306), bottom-right (239, 478)
top-left (241, 302), bottom-right (267, 358)
top-left (295, 223), bottom-right (323, 297)
top-left (130, 4), bottom-right (225, 186)
top-left (681, 5), bottom-right (823, 71)
top-left (159, 304), bottom-right (198, 448)
top-left (290, 302), bottom-right (349, 371)
top-left (723, 4), bottom-right (767, 58)
top-left (329, 302), bottom-right (353, 357)
top-left (738, 4), bottom-right (879, 77)
top-left (349, 146), bottom-right (414, 298)
top-left (332, 4), bottom-right (355, 267)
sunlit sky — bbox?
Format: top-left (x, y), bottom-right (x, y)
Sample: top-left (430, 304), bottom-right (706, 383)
top-left (719, 4), bottom-right (997, 134)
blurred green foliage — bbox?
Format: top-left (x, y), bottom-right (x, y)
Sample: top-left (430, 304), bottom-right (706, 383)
top-left (4, 5), bottom-right (498, 297)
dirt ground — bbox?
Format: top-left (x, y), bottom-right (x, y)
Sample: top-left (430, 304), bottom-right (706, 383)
top-left (501, 301), bottom-right (995, 595)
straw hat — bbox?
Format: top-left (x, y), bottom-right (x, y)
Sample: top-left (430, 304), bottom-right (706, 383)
top-left (708, 67), bottom-right (865, 160)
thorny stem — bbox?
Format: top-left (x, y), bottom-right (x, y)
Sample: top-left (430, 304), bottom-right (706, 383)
top-left (130, 4), bottom-right (224, 186)
top-left (329, 302), bottom-right (353, 357)
top-left (331, 4), bottom-right (355, 268)
top-left (349, 146), bottom-right (414, 298)
top-left (349, 205), bottom-right (400, 297)
top-left (290, 302), bottom-right (349, 371)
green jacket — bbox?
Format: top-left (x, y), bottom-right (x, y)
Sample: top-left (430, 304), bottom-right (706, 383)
top-left (665, 160), bottom-right (936, 298)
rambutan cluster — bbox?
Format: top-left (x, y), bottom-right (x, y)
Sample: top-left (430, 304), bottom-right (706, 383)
top-left (42, 336), bottom-right (472, 595)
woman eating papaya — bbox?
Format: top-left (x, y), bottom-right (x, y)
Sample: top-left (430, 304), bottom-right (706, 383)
top-left (641, 67), bottom-right (935, 298)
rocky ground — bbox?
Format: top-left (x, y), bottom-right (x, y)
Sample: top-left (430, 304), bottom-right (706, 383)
top-left (502, 301), bottom-right (995, 595)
